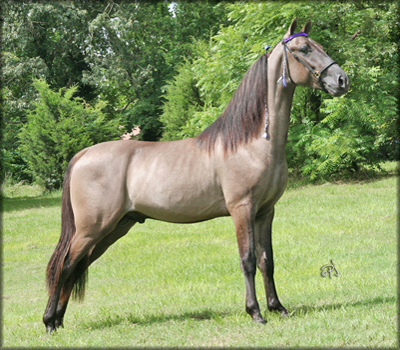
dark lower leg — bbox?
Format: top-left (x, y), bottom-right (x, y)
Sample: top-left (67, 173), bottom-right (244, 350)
top-left (241, 253), bottom-right (265, 323)
top-left (43, 237), bottom-right (95, 334)
top-left (260, 252), bottom-right (288, 315)
top-left (43, 284), bottom-right (63, 334)
top-left (231, 205), bottom-right (265, 324)
top-left (255, 210), bottom-right (288, 316)
top-left (54, 277), bottom-right (76, 328)
top-left (257, 246), bottom-right (288, 316)
top-left (52, 221), bottom-right (135, 330)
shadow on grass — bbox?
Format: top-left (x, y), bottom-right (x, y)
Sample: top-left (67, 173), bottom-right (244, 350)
top-left (81, 295), bottom-right (396, 331)
top-left (82, 309), bottom-right (233, 330)
top-left (290, 295), bottom-right (396, 317)
top-left (3, 196), bottom-right (61, 212)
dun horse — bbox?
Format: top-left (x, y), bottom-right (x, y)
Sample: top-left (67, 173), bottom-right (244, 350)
top-left (43, 19), bottom-right (349, 333)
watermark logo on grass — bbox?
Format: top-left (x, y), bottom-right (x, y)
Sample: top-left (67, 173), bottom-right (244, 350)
top-left (320, 259), bottom-right (340, 278)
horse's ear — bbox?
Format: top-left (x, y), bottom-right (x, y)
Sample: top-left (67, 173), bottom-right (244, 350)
top-left (300, 19), bottom-right (311, 34)
top-left (284, 17), bottom-right (297, 39)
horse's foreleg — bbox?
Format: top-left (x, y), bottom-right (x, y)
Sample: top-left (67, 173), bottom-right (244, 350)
top-left (230, 204), bottom-right (265, 324)
top-left (53, 219), bottom-right (136, 329)
top-left (254, 209), bottom-right (288, 316)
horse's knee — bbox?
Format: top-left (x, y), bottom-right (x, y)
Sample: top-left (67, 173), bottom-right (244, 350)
top-left (240, 252), bottom-right (257, 275)
top-left (257, 251), bottom-right (274, 275)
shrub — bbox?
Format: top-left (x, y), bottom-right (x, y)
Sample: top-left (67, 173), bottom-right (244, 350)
top-left (19, 79), bottom-right (121, 190)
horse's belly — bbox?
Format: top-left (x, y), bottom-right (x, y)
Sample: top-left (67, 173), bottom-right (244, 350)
top-left (134, 199), bottom-right (229, 223)
top-left (130, 185), bottom-right (229, 223)
top-left (126, 145), bottom-right (229, 223)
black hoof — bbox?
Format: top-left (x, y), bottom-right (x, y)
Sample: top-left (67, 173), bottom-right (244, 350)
top-left (268, 303), bottom-right (288, 316)
top-left (55, 318), bottom-right (64, 328)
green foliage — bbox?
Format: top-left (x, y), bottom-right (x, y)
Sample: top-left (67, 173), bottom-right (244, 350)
top-left (160, 60), bottom-right (203, 140)
top-left (2, 1), bottom-right (103, 183)
top-left (18, 79), bottom-right (121, 190)
top-left (1, 149), bottom-right (33, 184)
top-left (160, 2), bottom-right (307, 138)
top-left (3, 1), bottom-right (398, 184)
top-left (3, 1), bottom-right (229, 185)
top-left (80, 1), bottom-right (229, 140)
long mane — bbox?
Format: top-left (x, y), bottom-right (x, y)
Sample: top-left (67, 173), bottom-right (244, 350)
top-left (195, 53), bottom-right (268, 154)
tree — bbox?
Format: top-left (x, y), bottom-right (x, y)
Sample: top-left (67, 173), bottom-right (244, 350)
top-left (287, 1), bottom-right (399, 179)
top-left (2, 1), bottom-right (103, 181)
top-left (81, 1), bottom-right (229, 140)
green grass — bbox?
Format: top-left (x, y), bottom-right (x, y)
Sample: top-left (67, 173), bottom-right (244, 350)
top-left (2, 168), bottom-right (397, 347)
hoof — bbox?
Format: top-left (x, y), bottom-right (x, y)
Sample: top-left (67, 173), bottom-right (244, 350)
top-left (252, 315), bottom-right (267, 324)
top-left (280, 308), bottom-right (289, 317)
top-left (268, 303), bottom-right (288, 316)
top-left (46, 325), bottom-right (55, 335)
top-left (55, 318), bottom-right (64, 328)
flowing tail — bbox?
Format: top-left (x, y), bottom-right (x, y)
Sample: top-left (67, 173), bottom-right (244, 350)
top-left (46, 149), bottom-right (89, 301)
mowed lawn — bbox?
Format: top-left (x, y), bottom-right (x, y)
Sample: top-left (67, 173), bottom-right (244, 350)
top-left (3, 172), bottom-right (397, 347)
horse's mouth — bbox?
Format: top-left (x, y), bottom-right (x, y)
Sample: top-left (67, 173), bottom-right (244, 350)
top-left (323, 83), bottom-right (349, 97)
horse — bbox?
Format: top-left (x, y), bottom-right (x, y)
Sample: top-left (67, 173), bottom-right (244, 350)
top-left (43, 18), bottom-right (350, 334)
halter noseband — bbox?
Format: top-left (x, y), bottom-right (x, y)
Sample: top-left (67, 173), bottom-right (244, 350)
top-left (280, 32), bottom-right (337, 89)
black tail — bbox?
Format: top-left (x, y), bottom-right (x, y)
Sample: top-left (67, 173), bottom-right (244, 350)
top-left (46, 149), bottom-right (89, 301)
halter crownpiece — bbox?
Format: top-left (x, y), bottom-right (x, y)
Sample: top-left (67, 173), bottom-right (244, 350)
top-left (283, 32), bottom-right (308, 43)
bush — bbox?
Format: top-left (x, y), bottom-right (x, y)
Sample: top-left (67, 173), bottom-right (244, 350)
top-left (19, 79), bottom-right (121, 190)
top-left (1, 148), bottom-right (33, 184)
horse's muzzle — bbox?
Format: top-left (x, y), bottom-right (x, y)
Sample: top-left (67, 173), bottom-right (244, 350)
top-left (336, 72), bottom-right (350, 95)
top-left (323, 68), bottom-right (350, 97)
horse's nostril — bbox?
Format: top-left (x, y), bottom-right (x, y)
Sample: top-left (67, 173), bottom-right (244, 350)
top-left (338, 75), bottom-right (345, 88)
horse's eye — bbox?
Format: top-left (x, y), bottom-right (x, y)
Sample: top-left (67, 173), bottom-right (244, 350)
top-left (300, 45), bottom-right (310, 54)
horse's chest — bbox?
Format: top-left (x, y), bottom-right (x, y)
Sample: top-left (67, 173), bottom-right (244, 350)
top-left (220, 154), bottom-right (288, 210)
top-left (254, 159), bottom-right (289, 207)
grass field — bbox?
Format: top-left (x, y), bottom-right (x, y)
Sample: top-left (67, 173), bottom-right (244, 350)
top-left (2, 167), bottom-right (397, 347)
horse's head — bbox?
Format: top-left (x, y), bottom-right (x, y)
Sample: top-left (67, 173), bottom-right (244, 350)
top-left (280, 18), bottom-right (350, 97)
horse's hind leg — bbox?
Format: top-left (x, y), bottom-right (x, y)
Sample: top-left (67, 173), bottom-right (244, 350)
top-left (53, 218), bottom-right (136, 329)
top-left (43, 232), bottom-right (97, 334)
top-left (254, 209), bottom-right (288, 316)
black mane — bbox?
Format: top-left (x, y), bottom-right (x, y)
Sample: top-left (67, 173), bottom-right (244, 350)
top-left (195, 53), bottom-right (268, 154)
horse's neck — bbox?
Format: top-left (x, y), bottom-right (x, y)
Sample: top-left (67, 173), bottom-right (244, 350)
top-left (266, 52), bottom-right (295, 152)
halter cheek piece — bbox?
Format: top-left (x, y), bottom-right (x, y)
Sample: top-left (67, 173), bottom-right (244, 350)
top-left (280, 32), bottom-right (337, 89)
